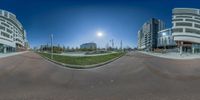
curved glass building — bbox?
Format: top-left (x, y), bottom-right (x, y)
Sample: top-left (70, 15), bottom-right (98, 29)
top-left (172, 8), bottom-right (200, 54)
top-left (0, 9), bottom-right (27, 53)
top-left (157, 28), bottom-right (177, 48)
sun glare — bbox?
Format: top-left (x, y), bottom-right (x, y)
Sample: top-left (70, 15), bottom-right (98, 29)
top-left (97, 32), bottom-right (103, 37)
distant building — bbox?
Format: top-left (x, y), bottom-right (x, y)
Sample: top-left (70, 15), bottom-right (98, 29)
top-left (157, 28), bottom-right (177, 48)
top-left (172, 8), bottom-right (200, 54)
top-left (80, 42), bottom-right (97, 50)
top-left (0, 9), bottom-right (27, 53)
top-left (137, 18), bottom-right (165, 51)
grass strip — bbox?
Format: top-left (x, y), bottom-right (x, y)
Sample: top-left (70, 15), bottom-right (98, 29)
top-left (38, 52), bottom-right (124, 65)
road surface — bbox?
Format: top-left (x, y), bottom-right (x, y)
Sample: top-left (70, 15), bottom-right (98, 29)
top-left (1, 51), bottom-right (200, 100)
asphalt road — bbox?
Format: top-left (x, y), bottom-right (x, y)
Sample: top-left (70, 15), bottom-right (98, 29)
top-left (1, 51), bottom-right (200, 100)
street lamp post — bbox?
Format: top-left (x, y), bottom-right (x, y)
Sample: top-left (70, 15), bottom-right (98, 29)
top-left (51, 34), bottom-right (53, 59)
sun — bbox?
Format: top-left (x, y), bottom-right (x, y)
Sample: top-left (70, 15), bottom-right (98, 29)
top-left (97, 32), bottom-right (103, 37)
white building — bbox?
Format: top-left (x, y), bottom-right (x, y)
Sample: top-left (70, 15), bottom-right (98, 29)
top-left (172, 8), bottom-right (200, 54)
top-left (0, 9), bottom-right (27, 53)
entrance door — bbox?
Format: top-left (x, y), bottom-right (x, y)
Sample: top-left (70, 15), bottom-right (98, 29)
top-left (183, 46), bottom-right (192, 53)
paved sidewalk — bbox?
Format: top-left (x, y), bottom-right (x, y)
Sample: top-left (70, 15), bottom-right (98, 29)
top-left (0, 51), bottom-right (28, 58)
top-left (1, 51), bottom-right (200, 100)
top-left (139, 51), bottom-right (200, 60)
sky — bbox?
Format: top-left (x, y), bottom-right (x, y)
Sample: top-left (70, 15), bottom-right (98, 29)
top-left (1, 0), bottom-right (200, 48)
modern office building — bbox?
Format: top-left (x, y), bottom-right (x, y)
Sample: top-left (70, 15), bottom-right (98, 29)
top-left (172, 8), bottom-right (200, 54)
top-left (137, 29), bottom-right (145, 49)
top-left (157, 28), bottom-right (177, 48)
top-left (138, 18), bottom-right (165, 51)
top-left (0, 9), bottom-right (27, 53)
top-left (80, 42), bottom-right (97, 50)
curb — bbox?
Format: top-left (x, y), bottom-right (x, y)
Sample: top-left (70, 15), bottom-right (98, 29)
top-left (0, 51), bottom-right (29, 59)
top-left (39, 53), bottom-right (125, 69)
top-left (138, 51), bottom-right (200, 60)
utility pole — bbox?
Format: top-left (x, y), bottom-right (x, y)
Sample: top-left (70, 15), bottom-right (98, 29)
top-left (112, 39), bottom-right (114, 49)
top-left (51, 34), bottom-right (53, 59)
top-left (111, 39), bottom-right (114, 51)
top-left (106, 43), bottom-right (109, 51)
top-left (120, 40), bottom-right (123, 51)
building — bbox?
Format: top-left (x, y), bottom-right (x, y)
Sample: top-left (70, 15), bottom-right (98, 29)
top-left (137, 29), bottom-right (145, 49)
top-left (172, 8), bottom-right (200, 54)
top-left (80, 42), bottom-right (97, 50)
top-left (138, 18), bottom-right (165, 51)
top-left (157, 28), bottom-right (177, 48)
top-left (0, 9), bottom-right (27, 53)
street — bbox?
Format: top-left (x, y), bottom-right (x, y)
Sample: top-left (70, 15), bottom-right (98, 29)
top-left (0, 51), bottom-right (200, 100)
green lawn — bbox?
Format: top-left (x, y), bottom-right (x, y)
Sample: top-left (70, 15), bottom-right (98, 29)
top-left (38, 52), bottom-right (124, 65)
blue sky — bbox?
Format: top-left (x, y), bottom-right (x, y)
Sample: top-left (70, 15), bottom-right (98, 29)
top-left (1, 0), bottom-right (200, 48)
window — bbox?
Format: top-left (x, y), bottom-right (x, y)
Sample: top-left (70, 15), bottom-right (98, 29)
top-left (9, 13), bottom-right (15, 20)
top-left (195, 17), bottom-right (200, 20)
top-left (16, 38), bottom-right (22, 43)
top-left (173, 19), bottom-right (183, 21)
top-left (4, 11), bottom-right (8, 17)
top-left (185, 19), bottom-right (200, 24)
top-left (0, 18), bottom-right (5, 22)
top-left (176, 16), bottom-right (192, 18)
top-left (195, 24), bottom-right (200, 28)
top-left (1, 22), bottom-right (9, 27)
top-left (185, 28), bottom-right (200, 34)
top-left (176, 22), bottom-right (192, 27)
top-left (174, 13), bottom-right (200, 18)
top-left (0, 25), bottom-right (5, 31)
top-left (7, 22), bottom-right (13, 26)
top-left (172, 28), bottom-right (183, 32)
top-left (6, 29), bottom-right (12, 34)
top-left (174, 9), bottom-right (197, 14)
top-left (1, 31), bottom-right (10, 38)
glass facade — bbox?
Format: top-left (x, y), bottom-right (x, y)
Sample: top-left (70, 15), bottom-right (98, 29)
top-left (157, 28), bottom-right (177, 48)
top-left (80, 43), bottom-right (97, 49)
top-left (192, 44), bottom-right (200, 53)
top-left (0, 43), bottom-right (15, 53)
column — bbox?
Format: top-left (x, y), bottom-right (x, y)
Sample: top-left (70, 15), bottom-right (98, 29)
top-left (180, 46), bottom-right (182, 55)
top-left (192, 47), bottom-right (195, 54)
top-left (3, 47), bottom-right (6, 53)
top-left (180, 41), bottom-right (183, 55)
